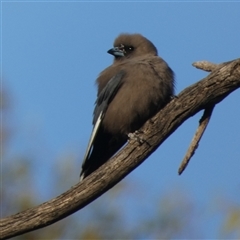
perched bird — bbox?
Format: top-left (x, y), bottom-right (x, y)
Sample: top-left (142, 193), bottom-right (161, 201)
top-left (80, 33), bottom-right (175, 180)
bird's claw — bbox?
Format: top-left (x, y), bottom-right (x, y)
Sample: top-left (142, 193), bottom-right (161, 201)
top-left (128, 130), bottom-right (145, 145)
top-left (170, 94), bottom-right (178, 99)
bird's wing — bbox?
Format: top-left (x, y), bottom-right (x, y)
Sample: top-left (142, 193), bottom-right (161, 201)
top-left (81, 70), bottom-right (125, 176)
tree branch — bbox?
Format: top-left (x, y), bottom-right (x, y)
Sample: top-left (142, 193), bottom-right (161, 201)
top-left (1, 58), bottom-right (240, 240)
top-left (178, 60), bottom-right (219, 174)
top-left (178, 105), bottom-right (215, 175)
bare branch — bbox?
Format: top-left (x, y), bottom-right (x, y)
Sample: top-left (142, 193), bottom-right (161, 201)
top-left (178, 105), bottom-right (215, 175)
top-left (192, 61), bottom-right (218, 72)
top-left (1, 58), bottom-right (240, 240)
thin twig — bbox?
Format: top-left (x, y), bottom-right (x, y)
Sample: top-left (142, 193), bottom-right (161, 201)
top-left (178, 105), bottom-right (215, 175)
top-left (192, 61), bottom-right (218, 72)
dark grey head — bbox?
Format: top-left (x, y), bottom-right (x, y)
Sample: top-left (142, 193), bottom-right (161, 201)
top-left (108, 33), bottom-right (158, 62)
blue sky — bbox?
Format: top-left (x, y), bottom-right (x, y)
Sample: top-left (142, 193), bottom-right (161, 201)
top-left (2, 1), bottom-right (240, 238)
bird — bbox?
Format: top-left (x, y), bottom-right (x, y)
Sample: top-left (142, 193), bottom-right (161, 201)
top-left (80, 33), bottom-right (175, 181)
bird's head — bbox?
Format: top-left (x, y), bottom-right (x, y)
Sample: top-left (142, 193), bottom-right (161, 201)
top-left (108, 33), bottom-right (158, 62)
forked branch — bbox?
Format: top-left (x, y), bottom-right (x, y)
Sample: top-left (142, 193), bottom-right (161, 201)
top-left (1, 58), bottom-right (240, 240)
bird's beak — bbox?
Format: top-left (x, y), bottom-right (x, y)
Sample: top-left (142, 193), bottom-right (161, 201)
top-left (107, 47), bottom-right (125, 57)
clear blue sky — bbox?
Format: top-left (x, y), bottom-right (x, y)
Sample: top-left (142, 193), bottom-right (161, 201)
top-left (2, 1), bottom-right (240, 238)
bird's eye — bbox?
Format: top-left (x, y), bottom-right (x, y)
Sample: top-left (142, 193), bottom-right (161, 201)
top-left (128, 46), bottom-right (134, 51)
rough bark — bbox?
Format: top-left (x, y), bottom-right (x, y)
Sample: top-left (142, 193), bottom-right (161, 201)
top-left (1, 58), bottom-right (240, 240)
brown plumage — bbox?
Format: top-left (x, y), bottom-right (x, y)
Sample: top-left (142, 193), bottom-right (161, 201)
top-left (80, 33), bottom-right (175, 180)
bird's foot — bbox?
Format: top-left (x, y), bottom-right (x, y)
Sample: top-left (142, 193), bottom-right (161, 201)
top-left (170, 94), bottom-right (178, 100)
top-left (128, 130), bottom-right (145, 145)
